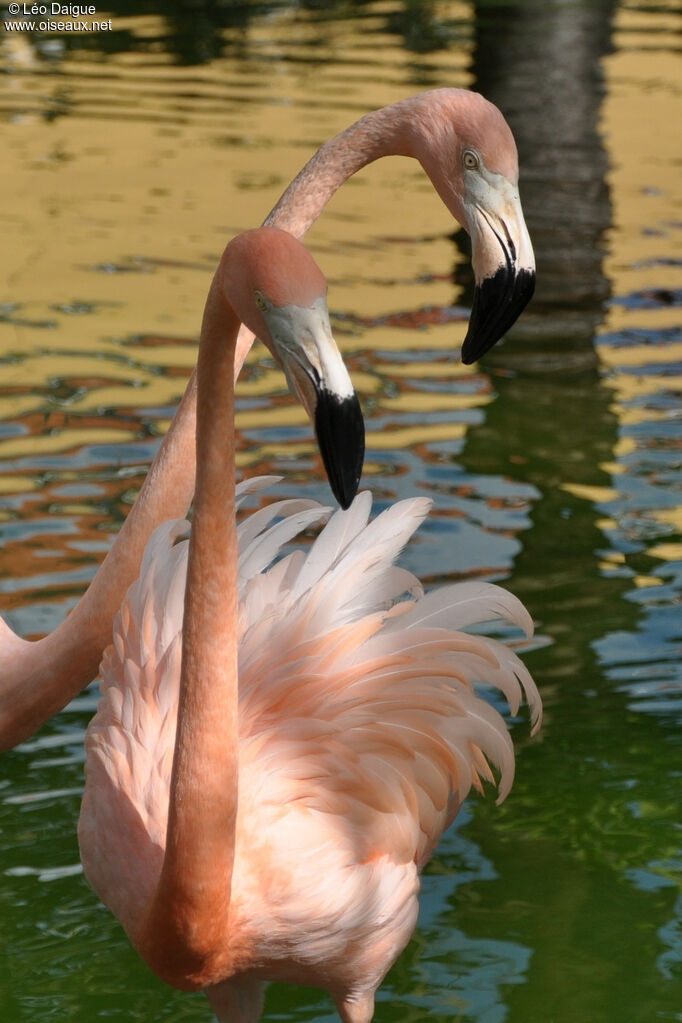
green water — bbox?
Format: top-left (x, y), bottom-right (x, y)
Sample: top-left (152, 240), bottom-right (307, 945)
top-left (1, 0), bottom-right (681, 1020)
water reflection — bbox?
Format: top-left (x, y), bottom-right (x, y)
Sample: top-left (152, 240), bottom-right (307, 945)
top-left (1, 0), bottom-right (682, 1020)
top-left (459, 3), bottom-right (682, 1018)
top-left (467, 0), bottom-right (616, 359)
top-left (5, 0), bottom-right (475, 74)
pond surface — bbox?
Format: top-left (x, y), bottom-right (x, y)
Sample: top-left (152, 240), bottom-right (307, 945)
top-left (1, 1), bottom-right (681, 1020)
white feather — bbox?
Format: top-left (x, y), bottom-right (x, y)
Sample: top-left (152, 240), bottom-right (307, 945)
top-left (234, 475), bottom-right (283, 510)
top-left (238, 506), bottom-right (332, 584)
top-left (237, 498), bottom-right (327, 552)
top-left (383, 581), bottom-right (534, 637)
top-left (290, 491), bottom-right (373, 599)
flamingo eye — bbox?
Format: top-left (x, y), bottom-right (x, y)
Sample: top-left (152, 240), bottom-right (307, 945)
top-left (463, 150), bottom-right (479, 170)
top-left (254, 291), bottom-right (267, 311)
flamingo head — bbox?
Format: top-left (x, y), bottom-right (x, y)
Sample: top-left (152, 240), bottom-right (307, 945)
top-left (222, 227), bottom-right (364, 510)
top-left (410, 89), bottom-right (535, 363)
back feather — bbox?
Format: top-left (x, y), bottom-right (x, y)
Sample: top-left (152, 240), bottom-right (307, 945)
top-left (91, 478), bottom-right (542, 887)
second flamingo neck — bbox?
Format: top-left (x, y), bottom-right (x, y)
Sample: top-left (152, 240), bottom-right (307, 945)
top-left (263, 99), bottom-right (421, 238)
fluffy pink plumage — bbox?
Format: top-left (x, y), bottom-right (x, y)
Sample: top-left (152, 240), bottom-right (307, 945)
top-left (81, 475), bottom-right (540, 1022)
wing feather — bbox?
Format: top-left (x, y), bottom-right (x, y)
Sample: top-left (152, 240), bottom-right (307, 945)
top-left (290, 491), bottom-right (373, 598)
top-left (234, 474), bottom-right (283, 510)
top-left (383, 580), bottom-right (534, 637)
top-left (238, 506), bottom-right (332, 584)
top-left (88, 481), bottom-right (541, 896)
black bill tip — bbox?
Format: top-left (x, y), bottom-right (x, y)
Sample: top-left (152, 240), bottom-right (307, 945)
top-left (461, 265), bottom-right (535, 364)
top-left (314, 390), bottom-right (365, 510)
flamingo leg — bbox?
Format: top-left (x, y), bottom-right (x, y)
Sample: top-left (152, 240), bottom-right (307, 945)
top-left (335, 991), bottom-right (377, 1023)
top-left (205, 976), bottom-right (265, 1023)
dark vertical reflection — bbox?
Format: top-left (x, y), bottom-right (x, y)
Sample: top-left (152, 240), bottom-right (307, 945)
top-left (449, 5), bottom-right (681, 1021)
top-left (461, 0), bottom-right (617, 367)
top-left (460, 0), bottom-right (626, 653)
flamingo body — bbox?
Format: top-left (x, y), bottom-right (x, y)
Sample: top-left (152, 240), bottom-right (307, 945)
top-left (80, 477), bottom-right (540, 1021)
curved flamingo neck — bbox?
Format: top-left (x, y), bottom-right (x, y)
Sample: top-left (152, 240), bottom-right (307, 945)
top-left (138, 272), bottom-right (241, 989)
top-left (264, 96), bottom-right (422, 238)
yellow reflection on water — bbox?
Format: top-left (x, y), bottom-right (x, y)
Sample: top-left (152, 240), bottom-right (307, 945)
top-left (0, 426), bottom-right (137, 459)
top-left (0, 0), bottom-right (483, 533)
top-left (0, 474), bottom-right (37, 495)
top-left (560, 483), bottom-right (621, 504)
top-left (601, 7), bottom-right (681, 322)
top-left (594, 0), bottom-right (682, 557)
top-left (5, 0), bottom-right (678, 619)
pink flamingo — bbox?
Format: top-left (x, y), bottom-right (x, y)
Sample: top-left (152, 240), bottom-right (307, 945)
top-left (0, 89), bottom-right (535, 749)
top-left (79, 227), bottom-right (541, 1023)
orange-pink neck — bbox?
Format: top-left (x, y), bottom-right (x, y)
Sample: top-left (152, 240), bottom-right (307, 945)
top-left (138, 273), bottom-right (241, 989)
top-left (264, 96), bottom-right (423, 238)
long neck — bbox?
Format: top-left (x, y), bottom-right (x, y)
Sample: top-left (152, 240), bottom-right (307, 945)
top-left (263, 97), bottom-right (419, 238)
top-left (0, 95), bottom-right (422, 751)
top-left (138, 276), bottom-right (241, 989)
